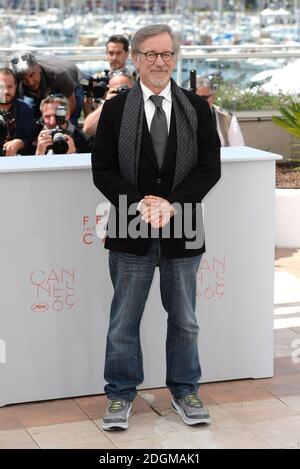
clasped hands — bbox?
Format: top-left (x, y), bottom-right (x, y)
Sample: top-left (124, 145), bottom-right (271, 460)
top-left (139, 195), bottom-right (175, 229)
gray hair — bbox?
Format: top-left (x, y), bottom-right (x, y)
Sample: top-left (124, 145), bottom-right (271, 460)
top-left (10, 51), bottom-right (38, 76)
top-left (131, 24), bottom-right (181, 55)
top-left (196, 76), bottom-right (214, 92)
top-left (40, 95), bottom-right (69, 112)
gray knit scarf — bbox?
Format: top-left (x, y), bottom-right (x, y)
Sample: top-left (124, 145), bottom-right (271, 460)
top-left (118, 78), bottom-right (198, 191)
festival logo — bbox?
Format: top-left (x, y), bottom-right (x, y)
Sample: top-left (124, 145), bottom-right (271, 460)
top-left (82, 211), bottom-right (108, 246)
top-left (30, 268), bottom-right (76, 312)
top-left (196, 257), bottom-right (225, 300)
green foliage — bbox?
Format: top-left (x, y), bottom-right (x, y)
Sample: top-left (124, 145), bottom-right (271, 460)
top-left (272, 101), bottom-right (300, 139)
top-left (210, 76), bottom-right (296, 112)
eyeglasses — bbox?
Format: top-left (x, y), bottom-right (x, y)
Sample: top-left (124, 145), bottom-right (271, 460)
top-left (137, 51), bottom-right (175, 63)
top-left (199, 94), bottom-right (213, 100)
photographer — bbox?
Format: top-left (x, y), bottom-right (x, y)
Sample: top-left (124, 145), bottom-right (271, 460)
top-left (106, 35), bottom-right (130, 77)
top-left (35, 95), bottom-right (92, 156)
top-left (83, 35), bottom-right (131, 118)
top-left (11, 52), bottom-right (83, 127)
top-left (83, 72), bottom-right (133, 137)
top-left (196, 76), bottom-right (244, 147)
top-left (0, 67), bottom-right (36, 156)
top-left (81, 71), bottom-right (109, 118)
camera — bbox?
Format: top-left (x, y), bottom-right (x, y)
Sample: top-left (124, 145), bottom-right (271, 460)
top-left (46, 104), bottom-right (69, 154)
top-left (49, 130), bottom-right (69, 154)
top-left (80, 71), bottom-right (109, 101)
top-left (111, 85), bottom-right (130, 95)
top-left (0, 110), bottom-right (16, 157)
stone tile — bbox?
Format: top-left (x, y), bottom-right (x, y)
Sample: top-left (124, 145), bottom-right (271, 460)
top-left (274, 328), bottom-right (300, 358)
top-left (0, 429), bottom-right (38, 449)
top-left (256, 374), bottom-right (300, 398)
top-left (116, 432), bottom-right (197, 450)
top-left (28, 420), bottom-right (116, 449)
top-left (279, 395), bottom-right (300, 413)
top-left (115, 438), bottom-right (162, 449)
top-left (248, 415), bottom-right (300, 448)
top-left (0, 407), bottom-right (23, 431)
top-left (274, 328), bottom-right (300, 341)
top-left (221, 398), bottom-right (299, 424)
top-left (203, 380), bottom-right (273, 404)
top-left (11, 399), bottom-right (88, 428)
top-left (156, 414), bottom-right (271, 449)
top-left (139, 388), bottom-right (169, 413)
top-left (74, 395), bottom-right (107, 420)
top-left (191, 426), bottom-right (272, 449)
top-left (134, 395), bottom-right (156, 414)
top-left (274, 357), bottom-right (300, 376)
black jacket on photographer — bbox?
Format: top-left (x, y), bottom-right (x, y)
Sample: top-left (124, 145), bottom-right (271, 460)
top-left (65, 121), bottom-right (94, 153)
top-left (7, 98), bottom-right (37, 155)
top-left (16, 56), bottom-right (83, 125)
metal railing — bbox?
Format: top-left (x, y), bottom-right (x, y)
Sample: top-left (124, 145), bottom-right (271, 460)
top-left (1, 44), bottom-right (300, 85)
top-left (0, 44), bottom-right (300, 92)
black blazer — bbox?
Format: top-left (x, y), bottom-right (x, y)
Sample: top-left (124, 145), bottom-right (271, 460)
top-left (91, 87), bottom-right (221, 258)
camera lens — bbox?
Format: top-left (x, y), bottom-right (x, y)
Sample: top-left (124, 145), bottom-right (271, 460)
top-left (52, 132), bottom-right (69, 154)
top-left (93, 80), bottom-right (108, 99)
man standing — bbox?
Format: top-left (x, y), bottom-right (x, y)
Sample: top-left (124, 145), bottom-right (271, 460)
top-left (83, 36), bottom-right (131, 118)
top-left (196, 76), bottom-right (244, 147)
top-left (0, 67), bottom-right (36, 156)
top-left (92, 24), bottom-right (221, 431)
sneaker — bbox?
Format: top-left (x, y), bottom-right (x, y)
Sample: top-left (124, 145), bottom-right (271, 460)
top-left (172, 393), bottom-right (211, 426)
top-left (101, 399), bottom-right (132, 431)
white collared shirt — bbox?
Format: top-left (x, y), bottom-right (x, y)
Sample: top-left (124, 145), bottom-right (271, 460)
top-left (140, 81), bottom-right (172, 133)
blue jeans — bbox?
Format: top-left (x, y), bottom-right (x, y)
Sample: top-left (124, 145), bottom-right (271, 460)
top-left (104, 240), bottom-right (202, 401)
top-left (70, 85), bottom-right (84, 127)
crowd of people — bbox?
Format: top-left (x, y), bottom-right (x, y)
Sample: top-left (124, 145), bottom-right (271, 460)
top-left (0, 33), bottom-right (244, 157)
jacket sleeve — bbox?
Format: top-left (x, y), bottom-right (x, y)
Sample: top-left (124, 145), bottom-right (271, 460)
top-left (91, 99), bottom-right (143, 210)
top-left (15, 101), bottom-right (37, 155)
top-left (166, 99), bottom-right (221, 205)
